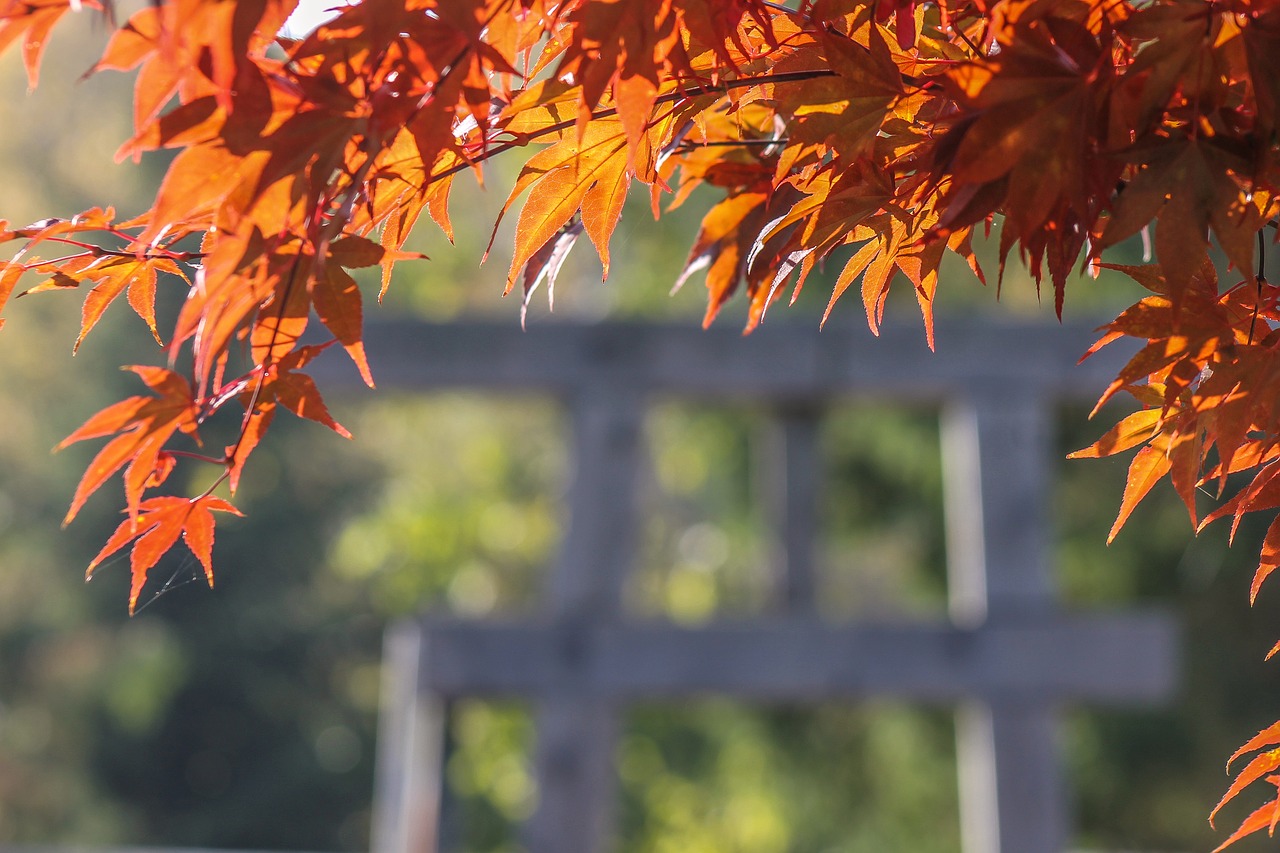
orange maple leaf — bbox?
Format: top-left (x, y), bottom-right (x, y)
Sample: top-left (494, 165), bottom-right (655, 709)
top-left (57, 366), bottom-right (200, 525)
top-left (87, 495), bottom-right (243, 615)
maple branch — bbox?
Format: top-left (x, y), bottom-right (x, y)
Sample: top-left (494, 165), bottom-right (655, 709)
top-left (89, 243), bottom-right (203, 263)
top-left (675, 138), bottom-right (789, 150)
top-left (28, 235), bottom-right (204, 263)
top-left (34, 236), bottom-right (110, 252)
top-left (426, 67), bottom-right (840, 190)
top-left (18, 255), bottom-right (85, 271)
top-left (1252, 229), bottom-right (1266, 345)
top-left (952, 24), bottom-right (984, 57)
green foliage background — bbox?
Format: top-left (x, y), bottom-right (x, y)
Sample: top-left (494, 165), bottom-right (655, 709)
top-left (2, 16), bottom-right (1280, 853)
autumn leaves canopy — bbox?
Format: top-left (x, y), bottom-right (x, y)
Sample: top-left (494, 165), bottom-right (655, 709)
top-left (2, 0), bottom-right (1280, 841)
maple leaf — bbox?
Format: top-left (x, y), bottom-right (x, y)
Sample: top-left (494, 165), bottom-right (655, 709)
top-left (497, 111), bottom-right (630, 284)
top-left (0, 0), bottom-right (91, 88)
top-left (87, 495), bottom-right (243, 615)
top-left (0, 208), bottom-right (196, 346)
top-left (678, 0), bottom-right (776, 69)
top-left (311, 263), bottom-right (374, 386)
top-left (768, 23), bottom-right (904, 171)
top-left (553, 0), bottom-right (672, 149)
top-left (548, 0), bottom-right (769, 150)
top-left (1074, 262), bottom-right (1258, 541)
top-left (672, 184), bottom-right (777, 329)
top-left (934, 0), bottom-right (1123, 304)
top-left (57, 366), bottom-right (201, 525)
top-left (1107, 440), bottom-right (1173, 544)
top-left (224, 345), bottom-right (352, 492)
top-left (496, 83), bottom-right (699, 286)
top-left (1099, 139), bottom-right (1264, 303)
top-left (1067, 408), bottom-right (1163, 460)
top-left (520, 219), bottom-right (583, 327)
top-left (18, 253), bottom-right (187, 351)
top-left (1239, 4), bottom-right (1280, 141)
top-left (1212, 780), bottom-right (1280, 853)
top-left (1109, 0), bottom-right (1213, 137)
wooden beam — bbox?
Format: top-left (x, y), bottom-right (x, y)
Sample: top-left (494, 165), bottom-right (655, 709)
top-left (411, 615), bottom-right (1176, 702)
top-left (309, 320), bottom-right (1132, 400)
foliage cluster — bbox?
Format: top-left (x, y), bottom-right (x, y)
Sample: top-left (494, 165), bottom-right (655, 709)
top-left (8, 0), bottom-right (1280, 843)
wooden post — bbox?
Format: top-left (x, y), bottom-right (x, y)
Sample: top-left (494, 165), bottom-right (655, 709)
top-left (943, 392), bottom-right (1068, 853)
top-left (525, 389), bottom-right (644, 853)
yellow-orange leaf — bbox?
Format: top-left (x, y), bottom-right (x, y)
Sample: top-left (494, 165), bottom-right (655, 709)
top-left (1068, 409), bottom-right (1163, 459)
top-left (59, 366), bottom-right (198, 524)
top-left (1108, 442), bottom-right (1172, 544)
top-left (312, 265), bottom-right (373, 387)
top-left (1213, 749), bottom-right (1280, 826)
top-left (503, 118), bottom-right (631, 290)
top-left (1213, 791), bottom-right (1280, 853)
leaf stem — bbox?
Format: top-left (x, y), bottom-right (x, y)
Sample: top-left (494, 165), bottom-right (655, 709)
top-left (166, 449), bottom-right (226, 465)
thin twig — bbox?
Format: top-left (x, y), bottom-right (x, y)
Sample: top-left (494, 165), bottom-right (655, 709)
top-left (1250, 228), bottom-right (1266, 345)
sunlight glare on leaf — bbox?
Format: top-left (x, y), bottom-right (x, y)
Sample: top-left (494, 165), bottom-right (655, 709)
top-left (281, 0), bottom-right (347, 37)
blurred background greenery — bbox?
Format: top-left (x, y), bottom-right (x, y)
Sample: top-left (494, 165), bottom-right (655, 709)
top-left (4, 15), bottom-right (1280, 853)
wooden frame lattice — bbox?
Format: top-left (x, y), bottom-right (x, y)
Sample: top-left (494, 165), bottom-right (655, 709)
top-left (311, 319), bottom-right (1178, 853)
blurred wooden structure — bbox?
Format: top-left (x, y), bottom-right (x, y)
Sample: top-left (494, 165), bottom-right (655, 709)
top-left (317, 319), bottom-right (1179, 853)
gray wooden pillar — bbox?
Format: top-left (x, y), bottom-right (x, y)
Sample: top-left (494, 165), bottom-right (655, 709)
top-left (942, 392), bottom-right (1068, 853)
top-left (525, 388), bottom-right (644, 853)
